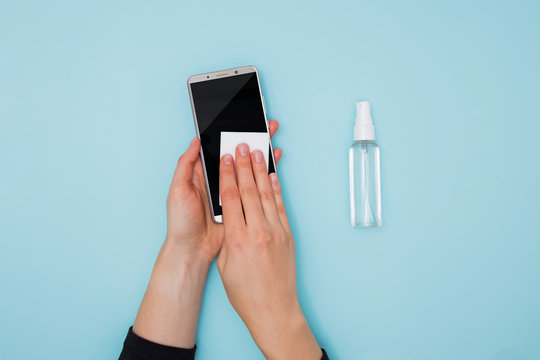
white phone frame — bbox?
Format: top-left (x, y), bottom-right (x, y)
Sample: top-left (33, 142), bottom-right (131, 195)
top-left (187, 65), bottom-right (276, 223)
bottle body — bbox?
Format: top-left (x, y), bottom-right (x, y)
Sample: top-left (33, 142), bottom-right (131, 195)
top-left (349, 140), bottom-right (382, 227)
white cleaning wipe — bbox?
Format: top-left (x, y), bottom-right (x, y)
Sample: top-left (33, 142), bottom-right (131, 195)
top-left (220, 131), bottom-right (270, 170)
top-left (219, 131), bottom-right (270, 205)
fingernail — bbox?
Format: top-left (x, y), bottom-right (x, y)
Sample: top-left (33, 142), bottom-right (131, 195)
top-left (253, 150), bottom-right (264, 163)
top-left (270, 173), bottom-right (279, 185)
top-left (237, 143), bottom-right (249, 156)
top-left (223, 154), bottom-right (233, 164)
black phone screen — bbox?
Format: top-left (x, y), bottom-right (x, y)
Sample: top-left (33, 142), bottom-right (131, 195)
top-left (190, 72), bottom-right (275, 217)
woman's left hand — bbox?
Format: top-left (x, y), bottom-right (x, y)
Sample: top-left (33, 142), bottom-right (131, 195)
top-left (165, 120), bottom-right (282, 264)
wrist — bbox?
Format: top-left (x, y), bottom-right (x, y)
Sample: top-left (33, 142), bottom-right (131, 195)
top-left (151, 239), bottom-right (210, 293)
top-left (132, 238), bottom-right (210, 348)
top-left (163, 235), bottom-right (212, 266)
top-left (250, 303), bottom-right (321, 360)
top-left (164, 233), bottom-right (216, 267)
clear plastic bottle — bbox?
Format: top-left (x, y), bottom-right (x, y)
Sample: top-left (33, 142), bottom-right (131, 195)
top-left (349, 101), bottom-right (382, 227)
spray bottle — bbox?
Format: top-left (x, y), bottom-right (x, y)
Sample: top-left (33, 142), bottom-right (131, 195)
top-left (349, 101), bottom-right (382, 227)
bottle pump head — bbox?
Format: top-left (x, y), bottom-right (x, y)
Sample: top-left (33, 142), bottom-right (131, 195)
top-left (354, 101), bottom-right (375, 141)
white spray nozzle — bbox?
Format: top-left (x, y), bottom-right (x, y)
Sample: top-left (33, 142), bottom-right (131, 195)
top-left (354, 101), bottom-right (375, 140)
top-left (356, 101), bottom-right (372, 124)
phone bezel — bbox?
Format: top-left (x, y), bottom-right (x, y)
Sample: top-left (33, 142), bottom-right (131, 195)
top-left (187, 65), bottom-right (276, 224)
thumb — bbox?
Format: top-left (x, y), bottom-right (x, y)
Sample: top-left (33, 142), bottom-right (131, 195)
top-left (173, 137), bottom-right (201, 184)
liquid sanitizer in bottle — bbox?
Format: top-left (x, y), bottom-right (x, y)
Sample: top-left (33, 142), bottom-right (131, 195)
top-left (349, 101), bottom-right (382, 227)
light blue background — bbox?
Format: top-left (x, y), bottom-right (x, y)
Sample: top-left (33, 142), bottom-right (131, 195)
top-left (1, 1), bottom-right (539, 359)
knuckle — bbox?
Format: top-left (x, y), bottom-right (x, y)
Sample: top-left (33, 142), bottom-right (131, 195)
top-left (177, 154), bottom-right (186, 166)
top-left (220, 163), bottom-right (234, 175)
top-left (221, 187), bottom-right (240, 201)
top-left (225, 229), bottom-right (243, 246)
top-left (253, 160), bottom-right (266, 170)
top-left (169, 183), bottom-right (187, 199)
top-left (229, 225), bottom-right (244, 237)
top-left (240, 186), bottom-right (258, 199)
top-left (232, 238), bottom-right (243, 250)
top-left (168, 184), bottom-right (180, 197)
top-left (231, 232), bottom-right (246, 249)
top-left (277, 231), bottom-right (290, 244)
top-left (255, 230), bottom-right (272, 245)
top-left (276, 203), bottom-right (287, 216)
top-left (259, 190), bottom-right (274, 202)
top-left (274, 235), bottom-right (286, 245)
top-left (237, 160), bottom-right (252, 172)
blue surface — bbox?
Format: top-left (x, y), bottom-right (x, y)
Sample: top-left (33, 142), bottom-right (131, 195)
top-left (1, 1), bottom-right (539, 359)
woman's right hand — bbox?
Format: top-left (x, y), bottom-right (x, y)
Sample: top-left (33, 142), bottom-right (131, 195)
top-left (217, 143), bottom-right (322, 360)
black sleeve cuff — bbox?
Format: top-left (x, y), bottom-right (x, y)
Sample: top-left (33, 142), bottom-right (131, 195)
top-left (321, 348), bottom-right (329, 360)
top-left (119, 327), bottom-right (196, 360)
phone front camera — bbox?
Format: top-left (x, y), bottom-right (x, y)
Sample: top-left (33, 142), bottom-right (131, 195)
top-left (207, 76), bottom-right (209, 78)
top-left (235, 70), bottom-right (238, 74)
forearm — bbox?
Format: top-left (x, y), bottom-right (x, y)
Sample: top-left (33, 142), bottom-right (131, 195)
top-left (133, 238), bottom-right (210, 348)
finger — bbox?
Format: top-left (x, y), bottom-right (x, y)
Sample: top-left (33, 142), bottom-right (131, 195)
top-left (194, 158), bottom-right (213, 218)
top-left (192, 156), bottom-right (206, 190)
top-left (251, 150), bottom-right (279, 223)
top-left (273, 148), bottom-right (282, 164)
top-left (220, 154), bottom-right (245, 228)
top-left (268, 119), bottom-right (279, 138)
top-left (269, 173), bottom-right (290, 229)
top-left (235, 143), bottom-right (264, 225)
top-left (173, 138), bottom-right (200, 184)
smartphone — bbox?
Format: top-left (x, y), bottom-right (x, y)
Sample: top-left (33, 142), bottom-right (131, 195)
top-left (187, 65), bottom-right (276, 223)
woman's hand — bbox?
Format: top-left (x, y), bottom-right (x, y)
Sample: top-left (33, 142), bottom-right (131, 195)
top-left (217, 143), bottom-right (321, 360)
top-left (165, 120), bottom-right (282, 264)
top-left (132, 121), bottom-right (281, 348)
